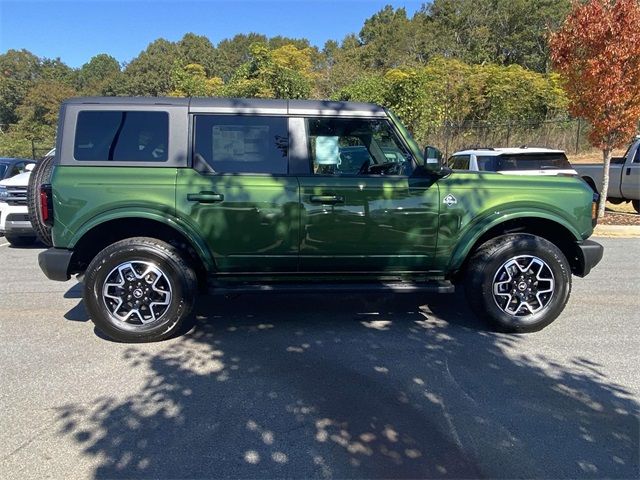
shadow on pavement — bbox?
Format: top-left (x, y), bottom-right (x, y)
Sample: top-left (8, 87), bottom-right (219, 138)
top-left (57, 291), bottom-right (639, 478)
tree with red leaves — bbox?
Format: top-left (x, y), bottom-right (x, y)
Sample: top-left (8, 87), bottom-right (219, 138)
top-left (550, 0), bottom-right (640, 218)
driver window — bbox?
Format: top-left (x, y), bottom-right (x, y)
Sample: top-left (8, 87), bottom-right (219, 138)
top-left (306, 117), bottom-right (411, 176)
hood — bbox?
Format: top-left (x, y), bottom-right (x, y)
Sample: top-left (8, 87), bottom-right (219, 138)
top-left (0, 171), bottom-right (31, 187)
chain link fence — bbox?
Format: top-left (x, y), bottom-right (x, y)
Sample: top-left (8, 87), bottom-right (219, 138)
top-left (421, 119), bottom-right (594, 159)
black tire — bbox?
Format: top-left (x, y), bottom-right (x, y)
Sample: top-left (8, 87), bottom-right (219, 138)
top-left (4, 234), bottom-right (36, 247)
top-left (633, 199), bottom-right (639, 214)
top-left (464, 233), bottom-right (571, 333)
top-left (83, 237), bottom-right (197, 342)
top-left (27, 154), bottom-right (55, 247)
top-left (581, 176), bottom-right (597, 193)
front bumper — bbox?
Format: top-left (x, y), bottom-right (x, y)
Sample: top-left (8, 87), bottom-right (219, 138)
top-left (38, 248), bottom-right (73, 281)
top-left (574, 239), bottom-right (604, 277)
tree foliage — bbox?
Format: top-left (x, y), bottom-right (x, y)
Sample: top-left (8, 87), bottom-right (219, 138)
top-left (223, 43), bottom-right (312, 99)
top-left (1, 1), bottom-right (628, 161)
top-left (550, 0), bottom-right (640, 217)
top-left (335, 58), bottom-right (568, 145)
top-left (170, 63), bottom-right (223, 97)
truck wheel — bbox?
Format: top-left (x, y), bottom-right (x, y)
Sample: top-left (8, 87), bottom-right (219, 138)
top-left (464, 234), bottom-right (571, 333)
top-left (633, 200), bottom-right (639, 214)
top-left (4, 234), bottom-right (36, 247)
top-left (27, 154), bottom-right (55, 247)
top-left (83, 237), bottom-right (197, 342)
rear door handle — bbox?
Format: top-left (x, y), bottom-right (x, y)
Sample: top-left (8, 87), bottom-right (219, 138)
top-left (310, 195), bottom-right (344, 205)
top-left (627, 167), bottom-right (631, 175)
top-left (187, 192), bottom-right (224, 203)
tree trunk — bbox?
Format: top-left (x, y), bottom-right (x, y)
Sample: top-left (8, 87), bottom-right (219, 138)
top-left (597, 147), bottom-right (612, 219)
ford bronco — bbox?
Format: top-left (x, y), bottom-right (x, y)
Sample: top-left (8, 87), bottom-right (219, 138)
top-left (38, 97), bottom-right (603, 342)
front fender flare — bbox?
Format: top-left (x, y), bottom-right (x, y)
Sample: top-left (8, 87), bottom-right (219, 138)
top-left (448, 209), bottom-right (583, 273)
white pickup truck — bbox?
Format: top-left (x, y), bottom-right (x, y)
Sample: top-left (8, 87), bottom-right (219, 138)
top-left (574, 137), bottom-right (640, 213)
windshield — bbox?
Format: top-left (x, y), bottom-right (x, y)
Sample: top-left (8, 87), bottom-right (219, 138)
top-left (0, 165), bottom-right (6, 178)
top-left (386, 109), bottom-right (423, 164)
top-left (477, 153), bottom-right (572, 171)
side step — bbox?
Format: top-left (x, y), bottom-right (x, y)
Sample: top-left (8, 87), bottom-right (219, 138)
top-left (208, 280), bottom-right (455, 295)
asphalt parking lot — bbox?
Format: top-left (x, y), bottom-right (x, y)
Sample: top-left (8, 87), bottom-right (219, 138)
top-left (0, 237), bottom-right (638, 479)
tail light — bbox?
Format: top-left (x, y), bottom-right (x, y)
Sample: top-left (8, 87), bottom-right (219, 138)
top-left (591, 192), bottom-right (599, 227)
top-left (40, 184), bottom-right (53, 226)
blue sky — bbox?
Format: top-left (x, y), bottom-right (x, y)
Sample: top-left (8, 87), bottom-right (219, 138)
top-left (0, 0), bottom-right (423, 68)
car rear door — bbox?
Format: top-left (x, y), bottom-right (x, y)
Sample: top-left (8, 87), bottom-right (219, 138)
top-left (175, 113), bottom-right (300, 273)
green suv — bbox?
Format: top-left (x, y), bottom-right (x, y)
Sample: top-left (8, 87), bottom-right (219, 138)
top-left (38, 97), bottom-right (603, 342)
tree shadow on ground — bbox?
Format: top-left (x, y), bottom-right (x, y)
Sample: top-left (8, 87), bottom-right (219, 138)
top-left (57, 291), bottom-right (639, 479)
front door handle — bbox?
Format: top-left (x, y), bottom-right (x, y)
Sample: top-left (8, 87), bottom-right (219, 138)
top-left (310, 194), bottom-right (344, 205)
top-left (627, 167), bottom-right (631, 175)
top-left (187, 192), bottom-right (224, 203)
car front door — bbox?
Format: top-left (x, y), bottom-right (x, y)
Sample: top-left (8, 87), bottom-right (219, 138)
top-left (175, 114), bottom-right (300, 273)
top-left (297, 116), bottom-right (440, 272)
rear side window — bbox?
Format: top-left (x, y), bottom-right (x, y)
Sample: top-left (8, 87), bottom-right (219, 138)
top-left (193, 115), bottom-right (288, 174)
top-left (74, 111), bottom-right (169, 162)
top-left (494, 153), bottom-right (572, 171)
top-left (477, 156), bottom-right (497, 171)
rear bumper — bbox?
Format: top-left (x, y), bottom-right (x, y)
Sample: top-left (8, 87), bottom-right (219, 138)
top-left (38, 248), bottom-right (73, 281)
top-left (574, 239), bottom-right (604, 277)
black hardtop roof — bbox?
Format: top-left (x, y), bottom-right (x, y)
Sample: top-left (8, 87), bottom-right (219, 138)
top-left (63, 97), bottom-right (387, 117)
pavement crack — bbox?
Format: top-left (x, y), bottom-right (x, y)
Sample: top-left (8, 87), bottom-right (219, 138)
top-left (1, 418), bottom-right (58, 461)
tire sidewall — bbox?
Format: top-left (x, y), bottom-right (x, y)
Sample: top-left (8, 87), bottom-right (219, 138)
top-left (475, 236), bottom-right (571, 332)
top-left (84, 243), bottom-right (192, 342)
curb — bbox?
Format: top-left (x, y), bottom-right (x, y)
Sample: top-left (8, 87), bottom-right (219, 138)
top-left (593, 225), bottom-right (640, 238)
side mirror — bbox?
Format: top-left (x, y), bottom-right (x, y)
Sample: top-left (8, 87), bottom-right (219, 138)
top-left (423, 146), bottom-right (443, 168)
top-left (25, 163), bottom-right (35, 172)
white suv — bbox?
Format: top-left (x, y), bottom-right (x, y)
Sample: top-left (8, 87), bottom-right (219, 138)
top-left (0, 165), bottom-right (36, 246)
top-left (447, 147), bottom-right (578, 176)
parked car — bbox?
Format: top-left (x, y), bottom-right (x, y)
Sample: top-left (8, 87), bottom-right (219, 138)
top-left (0, 168), bottom-right (36, 245)
top-left (447, 147), bottom-right (578, 176)
top-left (37, 97), bottom-right (603, 342)
top-left (573, 136), bottom-right (640, 213)
top-left (0, 157), bottom-right (35, 181)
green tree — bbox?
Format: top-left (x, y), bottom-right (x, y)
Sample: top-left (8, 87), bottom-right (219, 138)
top-left (0, 49), bottom-right (41, 125)
top-left (169, 63), bottom-right (223, 97)
top-left (223, 43), bottom-right (312, 99)
top-left (358, 6), bottom-right (416, 69)
top-left (212, 33), bottom-right (268, 82)
top-left (15, 79), bottom-right (77, 146)
top-left (177, 33), bottom-right (217, 75)
top-left (119, 39), bottom-right (178, 96)
top-left (420, 0), bottom-right (571, 72)
top-left (77, 54), bottom-right (121, 95)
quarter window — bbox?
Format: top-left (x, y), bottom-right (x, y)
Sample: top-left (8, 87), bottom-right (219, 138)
top-left (448, 155), bottom-right (470, 170)
top-left (193, 115), bottom-right (288, 174)
top-left (306, 118), bottom-right (411, 176)
top-left (74, 111), bottom-right (168, 162)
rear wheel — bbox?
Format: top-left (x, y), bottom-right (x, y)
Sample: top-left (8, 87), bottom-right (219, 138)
top-left (27, 154), bottom-right (55, 246)
top-left (633, 199), bottom-right (639, 214)
top-left (464, 234), bottom-right (571, 333)
top-left (83, 237), bottom-right (197, 342)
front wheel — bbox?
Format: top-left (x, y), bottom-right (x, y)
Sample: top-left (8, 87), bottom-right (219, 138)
top-left (633, 199), bottom-right (639, 214)
top-left (83, 237), bottom-right (197, 342)
top-left (464, 234), bottom-right (571, 333)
